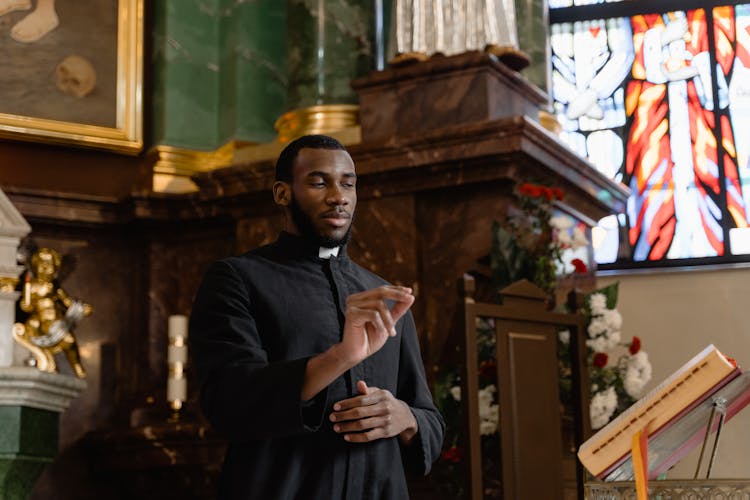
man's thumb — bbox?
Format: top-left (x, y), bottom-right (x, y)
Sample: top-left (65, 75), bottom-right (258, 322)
top-left (356, 380), bottom-right (369, 395)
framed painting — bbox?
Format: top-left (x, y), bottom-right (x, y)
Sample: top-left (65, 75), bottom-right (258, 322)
top-left (0, 0), bottom-right (143, 154)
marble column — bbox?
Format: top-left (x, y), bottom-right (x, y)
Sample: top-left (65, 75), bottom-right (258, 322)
top-left (514, 0), bottom-right (550, 97)
top-left (235, 1), bottom-right (288, 143)
top-left (150, 0), bottom-right (287, 192)
top-left (277, 0), bottom-right (375, 141)
top-left (0, 190), bottom-right (30, 369)
top-left (0, 367), bottom-right (86, 500)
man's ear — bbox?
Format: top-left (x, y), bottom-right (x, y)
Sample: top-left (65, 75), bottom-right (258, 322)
top-left (273, 181), bottom-right (291, 206)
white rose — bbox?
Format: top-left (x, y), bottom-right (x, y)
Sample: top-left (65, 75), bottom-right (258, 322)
top-left (589, 293), bottom-right (607, 315)
top-left (588, 317), bottom-right (608, 338)
top-left (590, 386), bottom-right (618, 429)
top-left (450, 386), bottom-right (461, 402)
top-left (558, 329), bottom-right (570, 344)
top-left (603, 309), bottom-right (623, 331)
top-left (622, 351), bottom-right (652, 398)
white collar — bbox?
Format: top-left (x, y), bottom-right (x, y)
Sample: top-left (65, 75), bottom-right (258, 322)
top-left (318, 246), bottom-right (340, 259)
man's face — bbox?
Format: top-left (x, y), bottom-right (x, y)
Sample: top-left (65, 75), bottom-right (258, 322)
top-left (286, 147), bottom-right (357, 248)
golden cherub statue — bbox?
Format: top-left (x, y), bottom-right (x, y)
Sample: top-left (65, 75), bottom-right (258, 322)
top-left (12, 247), bottom-right (91, 378)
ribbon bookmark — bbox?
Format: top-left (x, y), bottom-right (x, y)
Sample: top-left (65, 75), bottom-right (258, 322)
top-left (632, 421), bottom-right (653, 500)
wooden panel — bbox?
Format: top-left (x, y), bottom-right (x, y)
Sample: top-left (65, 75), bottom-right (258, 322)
top-left (497, 321), bottom-right (564, 499)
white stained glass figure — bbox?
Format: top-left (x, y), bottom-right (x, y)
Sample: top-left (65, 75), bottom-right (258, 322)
top-left (566, 18), bottom-right (633, 127)
top-left (587, 130), bottom-right (623, 179)
top-left (730, 6), bottom-right (750, 218)
top-left (390, 0), bottom-right (527, 68)
top-left (593, 215), bottom-right (619, 264)
top-left (560, 130), bottom-right (587, 158)
top-left (549, 0), bottom-right (573, 8)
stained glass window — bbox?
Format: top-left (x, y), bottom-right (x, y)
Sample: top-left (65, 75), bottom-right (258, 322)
top-left (551, 2), bottom-right (750, 266)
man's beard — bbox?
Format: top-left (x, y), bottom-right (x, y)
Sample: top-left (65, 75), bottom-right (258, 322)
top-left (290, 195), bottom-right (353, 248)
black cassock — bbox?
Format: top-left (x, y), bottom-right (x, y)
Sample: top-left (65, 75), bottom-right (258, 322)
top-left (190, 232), bottom-right (445, 500)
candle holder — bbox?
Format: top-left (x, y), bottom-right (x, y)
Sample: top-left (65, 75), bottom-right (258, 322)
top-left (167, 314), bottom-right (188, 422)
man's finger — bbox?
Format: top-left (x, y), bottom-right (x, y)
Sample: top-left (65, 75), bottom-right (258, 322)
top-left (332, 390), bottom-right (384, 413)
top-left (347, 306), bottom-right (389, 338)
top-left (356, 380), bottom-right (369, 396)
top-left (388, 293), bottom-right (415, 323)
top-left (343, 427), bottom-right (387, 443)
top-left (347, 299), bottom-right (396, 333)
top-left (333, 415), bottom-right (391, 434)
top-left (347, 286), bottom-right (412, 305)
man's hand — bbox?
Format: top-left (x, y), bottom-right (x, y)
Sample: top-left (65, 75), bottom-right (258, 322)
top-left (301, 286), bottom-right (414, 402)
top-left (330, 380), bottom-right (418, 445)
top-left (338, 285), bottom-right (414, 365)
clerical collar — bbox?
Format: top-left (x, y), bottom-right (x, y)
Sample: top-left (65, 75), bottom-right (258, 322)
top-left (318, 246), bottom-right (340, 259)
top-left (276, 231), bottom-right (345, 260)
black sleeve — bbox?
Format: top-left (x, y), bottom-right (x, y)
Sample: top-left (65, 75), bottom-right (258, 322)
top-left (396, 311), bottom-right (446, 475)
top-left (189, 259), bottom-right (328, 442)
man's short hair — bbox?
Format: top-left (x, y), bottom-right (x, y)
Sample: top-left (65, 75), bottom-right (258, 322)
top-left (275, 135), bottom-right (347, 183)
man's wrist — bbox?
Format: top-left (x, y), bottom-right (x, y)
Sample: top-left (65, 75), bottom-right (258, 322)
top-left (329, 341), bottom-right (360, 369)
top-left (398, 401), bottom-right (418, 445)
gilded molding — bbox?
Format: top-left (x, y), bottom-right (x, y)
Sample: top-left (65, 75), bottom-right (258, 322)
top-left (151, 141), bottom-right (241, 193)
top-left (539, 109), bottom-right (562, 136)
top-left (275, 105), bottom-right (361, 144)
top-left (0, 277), bottom-right (19, 293)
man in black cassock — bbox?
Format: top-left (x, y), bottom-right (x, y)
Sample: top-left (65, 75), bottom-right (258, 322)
top-left (189, 134), bottom-right (445, 499)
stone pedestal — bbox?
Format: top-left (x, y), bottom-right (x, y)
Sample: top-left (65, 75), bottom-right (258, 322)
top-left (0, 188), bottom-right (31, 368)
top-left (352, 51), bottom-right (548, 143)
top-left (0, 367), bottom-right (86, 500)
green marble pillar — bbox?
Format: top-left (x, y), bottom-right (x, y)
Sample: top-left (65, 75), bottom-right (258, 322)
top-left (152, 0), bottom-right (231, 150)
top-left (286, 0), bottom-right (375, 110)
top-left (235, 2), bottom-right (288, 143)
top-left (152, 0), bottom-right (288, 150)
top-left (515, 0), bottom-right (551, 99)
top-left (0, 407), bottom-right (58, 500)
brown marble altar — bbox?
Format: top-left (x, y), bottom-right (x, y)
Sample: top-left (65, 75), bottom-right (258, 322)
top-left (3, 52), bottom-right (627, 499)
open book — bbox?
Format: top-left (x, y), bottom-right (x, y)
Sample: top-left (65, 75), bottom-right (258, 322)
top-left (578, 345), bottom-right (743, 479)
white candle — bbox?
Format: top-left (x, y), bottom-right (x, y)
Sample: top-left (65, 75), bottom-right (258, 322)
top-left (167, 377), bottom-right (187, 404)
top-left (167, 314), bottom-right (188, 411)
top-left (168, 343), bottom-right (188, 364)
top-left (168, 315), bottom-right (188, 340)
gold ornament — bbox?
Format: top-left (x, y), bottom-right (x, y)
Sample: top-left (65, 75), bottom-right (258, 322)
top-left (13, 247), bottom-right (91, 378)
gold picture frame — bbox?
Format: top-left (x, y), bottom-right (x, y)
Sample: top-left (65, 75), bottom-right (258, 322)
top-left (0, 0), bottom-right (143, 154)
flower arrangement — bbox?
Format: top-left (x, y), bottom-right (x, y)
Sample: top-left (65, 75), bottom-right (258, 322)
top-left (495, 184), bottom-right (593, 286)
top-left (491, 183), bottom-right (566, 297)
top-left (430, 183), bottom-right (648, 494)
top-left (432, 318), bottom-right (502, 498)
top-left (431, 183), bottom-right (589, 497)
top-left (559, 283), bottom-right (652, 429)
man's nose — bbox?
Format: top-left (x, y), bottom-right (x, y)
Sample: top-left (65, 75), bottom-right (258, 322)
top-left (326, 185), bottom-right (349, 205)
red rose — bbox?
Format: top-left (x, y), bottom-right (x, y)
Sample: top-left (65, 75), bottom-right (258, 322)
top-left (519, 183), bottom-right (546, 198)
top-left (479, 358), bottom-right (497, 381)
top-left (571, 258), bottom-right (588, 274)
top-left (629, 336), bottom-right (641, 355)
top-left (542, 187), bottom-right (554, 201)
top-left (552, 188), bottom-right (564, 200)
top-left (593, 352), bottom-right (608, 368)
top-left (441, 445), bottom-right (462, 463)
top-left (518, 183), bottom-right (536, 196)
